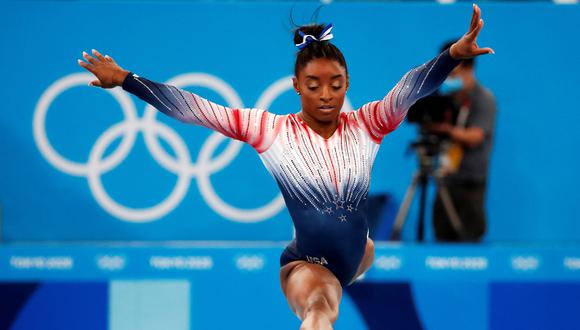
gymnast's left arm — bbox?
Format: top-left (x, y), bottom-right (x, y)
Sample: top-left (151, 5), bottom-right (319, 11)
top-left (355, 3), bottom-right (494, 140)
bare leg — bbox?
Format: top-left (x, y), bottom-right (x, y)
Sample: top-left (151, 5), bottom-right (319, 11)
top-left (280, 261), bottom-right (342, 330)
top-left (350, 238), bottom-right (375, 284)
top-left (279, 239), bottom-right (374, 329)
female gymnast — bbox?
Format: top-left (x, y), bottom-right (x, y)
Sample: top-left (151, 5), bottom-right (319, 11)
top-left (78, 4), bottom-right (493, 329)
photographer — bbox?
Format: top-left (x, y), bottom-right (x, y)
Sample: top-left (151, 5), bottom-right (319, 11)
top-left (427, 41), bottom-right (497, 242)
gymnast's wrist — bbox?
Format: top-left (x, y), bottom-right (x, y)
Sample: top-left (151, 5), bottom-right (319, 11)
top-left (113, 69), bottom-right (131, 87)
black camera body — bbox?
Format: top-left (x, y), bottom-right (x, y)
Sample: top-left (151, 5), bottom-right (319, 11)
top-left (403, 94), bottom-right (459, 161)
top-left (406, 94), bottom-right (459, 127)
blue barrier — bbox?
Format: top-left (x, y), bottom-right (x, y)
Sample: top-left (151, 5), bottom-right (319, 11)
top-left (2, 243), bottom-right (580, 281)
top-left (1, 243), bottom-right (580, 329)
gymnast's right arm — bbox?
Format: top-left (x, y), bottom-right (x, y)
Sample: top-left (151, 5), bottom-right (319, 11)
top-left (78, 49), bottom-right (280, 152)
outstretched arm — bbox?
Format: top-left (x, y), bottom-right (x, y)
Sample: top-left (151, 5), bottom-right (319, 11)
top-left (355, 4), bottom-right (494, 142)
top-left (77, 50), bottom-right (280, 152)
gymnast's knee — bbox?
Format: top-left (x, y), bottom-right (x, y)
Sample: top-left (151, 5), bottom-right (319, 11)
top-left (304, 292), bottom-right (338, 322)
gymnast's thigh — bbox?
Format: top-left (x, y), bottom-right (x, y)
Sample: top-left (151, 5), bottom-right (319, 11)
top-left (279, 261), bottom-right (342, 320)
top-left (352, 238), bottom-right (375, 283)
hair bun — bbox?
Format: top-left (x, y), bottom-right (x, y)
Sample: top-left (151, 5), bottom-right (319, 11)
top-left (293, 24), bottom-right (326, 46)
top-left (292, 23), bottom-right (347, 77)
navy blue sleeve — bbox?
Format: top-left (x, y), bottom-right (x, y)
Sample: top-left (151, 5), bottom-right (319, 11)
top-left (355, 49), bottom-right (461, 141)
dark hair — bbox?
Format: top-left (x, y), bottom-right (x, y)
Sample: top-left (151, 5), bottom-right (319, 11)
top-left (293, 24), bottom-right (348, 77)
top-left (441, 39), bottom-right (474, 68)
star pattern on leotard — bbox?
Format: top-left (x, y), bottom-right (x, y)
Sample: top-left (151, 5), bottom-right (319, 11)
top-left (323, 206), bottom-right (334, 214)
top-left (338, 214), bottom-right (347, 223)
top-left (333, 199), bottom-right (345, 210)
top-left (346, 204), bottom-right (354, 212)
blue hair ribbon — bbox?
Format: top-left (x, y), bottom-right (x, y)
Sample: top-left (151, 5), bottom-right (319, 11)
top-left (295, 23), bottom-right (334, 50)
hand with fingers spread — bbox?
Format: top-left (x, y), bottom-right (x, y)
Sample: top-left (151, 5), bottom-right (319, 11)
top-left (450, 4), bottom-right (495, 60)
top-left (77, 49), bottom-right (130, 88)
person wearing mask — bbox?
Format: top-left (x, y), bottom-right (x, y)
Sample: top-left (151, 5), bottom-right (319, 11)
top-left (428, 40), bottom-right (497, 242)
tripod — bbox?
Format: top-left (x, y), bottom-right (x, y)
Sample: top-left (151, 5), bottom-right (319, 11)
top-left (390, 134), bottom-right (466, 242)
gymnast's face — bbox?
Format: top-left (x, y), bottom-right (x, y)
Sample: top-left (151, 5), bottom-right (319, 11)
top-left (293, 58), bottom-right (349, 125)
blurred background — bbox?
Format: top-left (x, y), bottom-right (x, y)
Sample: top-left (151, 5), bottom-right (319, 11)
top-left (0, 0), bottom-right (579, 329)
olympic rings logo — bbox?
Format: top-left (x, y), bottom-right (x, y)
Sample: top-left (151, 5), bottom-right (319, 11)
top-left (33, 72), bottom-right (354, 223)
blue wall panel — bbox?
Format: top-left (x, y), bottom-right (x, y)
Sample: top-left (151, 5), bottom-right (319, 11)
top-left (0, 3), bottom-right (578, 242)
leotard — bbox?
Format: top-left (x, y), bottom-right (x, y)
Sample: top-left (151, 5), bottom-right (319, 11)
top-left (121, 49), bottom-right (460, 286)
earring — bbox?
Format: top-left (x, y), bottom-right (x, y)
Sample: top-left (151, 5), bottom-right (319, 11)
top-left (296, 91), bottom-right (301, 95)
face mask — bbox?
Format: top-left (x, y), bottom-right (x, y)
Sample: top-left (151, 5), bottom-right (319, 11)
top-left (440, 77), bottom-right (464, 95)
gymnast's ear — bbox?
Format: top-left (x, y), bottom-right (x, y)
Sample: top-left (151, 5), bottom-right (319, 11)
top-left (292, 77), bottom-right (300, 95)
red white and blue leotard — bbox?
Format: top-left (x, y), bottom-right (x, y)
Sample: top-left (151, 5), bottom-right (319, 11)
top-left (122, 49), bottom-right (460, 286)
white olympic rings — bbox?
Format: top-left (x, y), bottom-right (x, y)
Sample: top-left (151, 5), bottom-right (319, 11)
top-left (33, 72), bottom-right (354, 223)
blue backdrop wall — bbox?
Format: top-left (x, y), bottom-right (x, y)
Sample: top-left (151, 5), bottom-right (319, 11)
top-left (0, 2), bottom-right (579, 242)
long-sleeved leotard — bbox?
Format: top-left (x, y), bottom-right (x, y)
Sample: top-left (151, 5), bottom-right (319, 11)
top-left (122, 49), bottom-right (460, 286)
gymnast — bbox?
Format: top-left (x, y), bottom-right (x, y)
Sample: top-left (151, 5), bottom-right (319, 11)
top-left (78, 4), bottom-right (493, 329)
